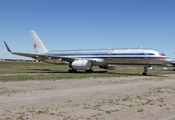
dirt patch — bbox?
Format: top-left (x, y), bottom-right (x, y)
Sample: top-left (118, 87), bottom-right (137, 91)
top-left (1, 75), bottom-right (175, 120)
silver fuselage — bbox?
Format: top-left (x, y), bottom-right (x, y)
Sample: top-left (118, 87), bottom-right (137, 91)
top-left (39, 48), bottom-right (168, 66)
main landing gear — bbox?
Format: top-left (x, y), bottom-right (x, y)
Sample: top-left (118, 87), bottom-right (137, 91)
top-left (142, 65), bottom-right (149, 76)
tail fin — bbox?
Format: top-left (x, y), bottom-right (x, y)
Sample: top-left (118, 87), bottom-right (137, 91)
top-left (30, 30), bottom-right (48, 53)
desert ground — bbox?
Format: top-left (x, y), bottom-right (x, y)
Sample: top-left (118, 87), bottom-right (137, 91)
top-left (1, 74), bottom-right (175, 120)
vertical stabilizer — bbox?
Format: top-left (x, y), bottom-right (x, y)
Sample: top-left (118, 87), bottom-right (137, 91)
top-left (30, 30), bottom-right (48, 53)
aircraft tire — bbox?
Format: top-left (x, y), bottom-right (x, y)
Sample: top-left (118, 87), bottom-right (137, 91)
top-left (142, 72), bottom-right (147, 76)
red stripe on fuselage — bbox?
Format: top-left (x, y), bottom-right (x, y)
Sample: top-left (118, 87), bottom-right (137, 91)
top-left (158, 56), bottom-right (167, 59)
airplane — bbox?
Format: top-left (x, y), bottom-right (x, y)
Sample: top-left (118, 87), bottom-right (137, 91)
top-left (4, 30), bottom-right (168, 75)
top-left (164, 58), bottom-right (175, 70)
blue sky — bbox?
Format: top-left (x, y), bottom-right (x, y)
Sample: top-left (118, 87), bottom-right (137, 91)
top-left (0, 0), bottom-right (175, 59)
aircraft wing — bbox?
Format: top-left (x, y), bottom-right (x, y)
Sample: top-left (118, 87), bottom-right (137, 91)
top-left (4, 41), bottom-right (75, 62)
top-left (12, 52), bottom-right (75, 61)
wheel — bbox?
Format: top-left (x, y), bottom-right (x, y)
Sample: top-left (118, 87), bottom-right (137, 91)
top-left (68, 69), bottom-right (72, 73)
top-left (72, 69), bottom-right (77, 73)
top-left (142, 72), bottom-right (147, 76)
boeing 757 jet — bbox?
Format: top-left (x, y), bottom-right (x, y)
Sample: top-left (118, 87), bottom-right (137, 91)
top-left (4, 31), bottom-right (168, 75)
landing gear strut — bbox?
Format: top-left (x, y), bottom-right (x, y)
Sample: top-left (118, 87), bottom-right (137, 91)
top-left (142, 65), bottom-right (149, 75)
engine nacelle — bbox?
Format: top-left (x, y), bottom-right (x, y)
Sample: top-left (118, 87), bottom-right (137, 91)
top-left (70, 60), bottom-right (91, 70)
top-left (99, 64), bottom-right (118, 70)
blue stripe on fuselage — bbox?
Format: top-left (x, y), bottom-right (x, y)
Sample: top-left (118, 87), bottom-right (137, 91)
top-left (46, 53), bottom-right (155, 57)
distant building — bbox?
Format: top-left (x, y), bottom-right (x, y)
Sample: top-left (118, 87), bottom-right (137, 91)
top-left (0, 58), bottom-right (38, 62)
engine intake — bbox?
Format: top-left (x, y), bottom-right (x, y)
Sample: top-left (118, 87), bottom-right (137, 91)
top-left (70, 59), bottom-right (91, 70)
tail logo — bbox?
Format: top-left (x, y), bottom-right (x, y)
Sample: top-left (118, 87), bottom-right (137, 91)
top-left (34, 43), bottom-right (37, 48)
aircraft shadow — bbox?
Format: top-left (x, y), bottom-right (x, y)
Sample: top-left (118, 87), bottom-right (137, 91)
top-left (26, 69), bottom-right (171, 77)
top-left (144, 75), bottom-right (169, 77)
top-left (27, 69), bottom-right (108, 74)
top-left (106, 72), bottom-right (170, 77)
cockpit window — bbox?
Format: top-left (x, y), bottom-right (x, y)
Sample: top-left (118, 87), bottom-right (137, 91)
top-left (159, 53), bottom-right (166, 56)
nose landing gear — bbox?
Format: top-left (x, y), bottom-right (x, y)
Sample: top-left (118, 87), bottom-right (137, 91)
top-left (142, 65), bottom-right (149, 75)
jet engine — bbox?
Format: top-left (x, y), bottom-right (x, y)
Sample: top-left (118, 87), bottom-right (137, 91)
top-left (99, 64), bottom-right (118, 70)
top-left (69, 59), bottom-right (91, 70)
